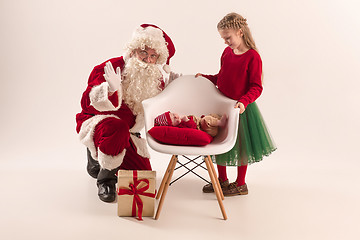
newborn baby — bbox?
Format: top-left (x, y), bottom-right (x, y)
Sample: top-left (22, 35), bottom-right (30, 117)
top-left (154, 111), bottom-right (227, 137)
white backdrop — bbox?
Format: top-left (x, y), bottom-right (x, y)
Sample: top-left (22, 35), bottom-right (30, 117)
top-left (1, 0), bottom-right (360, 239)
top-left (1, 0), bottom-right (359, 165)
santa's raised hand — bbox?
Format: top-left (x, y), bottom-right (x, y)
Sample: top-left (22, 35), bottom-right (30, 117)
top-left (103, 61), bottom-right (122, 93)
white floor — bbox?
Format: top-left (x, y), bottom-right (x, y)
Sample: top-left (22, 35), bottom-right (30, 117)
top-left (1, 140), bottom-right (359, 240)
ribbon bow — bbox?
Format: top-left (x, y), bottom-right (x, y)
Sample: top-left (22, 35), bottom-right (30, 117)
top-left (117, 171), bottom-right (156, 221)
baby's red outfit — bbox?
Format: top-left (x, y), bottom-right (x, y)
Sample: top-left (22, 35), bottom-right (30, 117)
top-left (177, 116), bottom-right (197, 129)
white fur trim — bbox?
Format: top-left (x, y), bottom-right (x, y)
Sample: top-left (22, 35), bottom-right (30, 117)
top-left (157, 64), bottom-right (169, 86)
top-left (163, 64), bottom-right (171, 73)
top-left (129, 113), bottom-right (145, 133)
top-left (130, 135), bottom-right (150, 159)
top-left (98, 149), bottom-right (126, 170)
top-left (89, 82), bottom-right (123, 112)
top-left (78, 115), bottom-right (120, 160)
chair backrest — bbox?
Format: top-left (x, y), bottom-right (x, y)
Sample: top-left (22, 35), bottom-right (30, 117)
top-left (142, 75), bottom-right (240, 155)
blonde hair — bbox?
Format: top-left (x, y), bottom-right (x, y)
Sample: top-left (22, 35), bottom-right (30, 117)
top-left (218, 12), bottom-right (264, 81)
top-left (217, 12), bottom-right (258, 52)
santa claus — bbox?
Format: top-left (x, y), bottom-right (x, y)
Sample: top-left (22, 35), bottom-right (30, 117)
top-left (76, 24), bottom-right (176, 202)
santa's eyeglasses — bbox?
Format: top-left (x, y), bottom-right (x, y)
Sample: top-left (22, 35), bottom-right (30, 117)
top-left (136, 49), bottom-right (159, 62)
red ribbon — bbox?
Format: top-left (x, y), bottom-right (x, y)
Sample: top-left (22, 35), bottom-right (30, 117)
top-left (117, 170), bottom-right (156, 221)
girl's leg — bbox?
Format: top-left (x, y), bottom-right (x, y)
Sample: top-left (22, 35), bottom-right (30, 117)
top-left (203, 164), bottom-right (229, 193)
top-left (236, 165), bottom-right (247, 186)
top-left (217, 165), bottom-right (228, 182)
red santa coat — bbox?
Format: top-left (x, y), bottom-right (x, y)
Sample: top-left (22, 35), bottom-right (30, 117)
top-left (76, 56), bottom-right (151, 170)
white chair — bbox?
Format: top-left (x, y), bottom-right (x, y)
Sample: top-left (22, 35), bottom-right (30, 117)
top-left (142, 75), bottom-right (240, 220)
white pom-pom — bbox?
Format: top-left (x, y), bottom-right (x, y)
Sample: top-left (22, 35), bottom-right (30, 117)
top-left (163, 64), bottom-right (171, 73)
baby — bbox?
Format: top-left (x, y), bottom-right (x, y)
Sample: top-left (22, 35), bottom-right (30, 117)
top-left (154, 111), bottom-right (227, 137)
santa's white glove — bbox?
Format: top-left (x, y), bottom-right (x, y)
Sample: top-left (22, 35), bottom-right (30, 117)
top-left (164, 71), bottom-right (182, 87)
top-left (168, 71), bottom-right (182, 84)
top-left (103, 61), bottom-right (122, 93)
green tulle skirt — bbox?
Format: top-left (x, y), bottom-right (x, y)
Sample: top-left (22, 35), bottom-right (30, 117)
top-left (212, 102), bottom-right (276, 166)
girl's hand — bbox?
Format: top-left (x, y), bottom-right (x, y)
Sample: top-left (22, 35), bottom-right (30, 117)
top-left (195, 73), bottom-right (203, 78)
top-left (235, 102), bottom-right (246, 114)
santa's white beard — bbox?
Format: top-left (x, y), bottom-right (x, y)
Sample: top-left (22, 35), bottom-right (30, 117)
top-left (122, 57), bottom-right (163, 116)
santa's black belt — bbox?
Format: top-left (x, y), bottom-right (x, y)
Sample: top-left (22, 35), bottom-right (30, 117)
top-left (130, 132), bottom-right (141, 138)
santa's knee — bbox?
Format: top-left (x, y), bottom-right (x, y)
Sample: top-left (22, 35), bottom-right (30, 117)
top-left (95, 118), bottom-right (130, 152)
top-left (94, 118), bottom-right (130, 169)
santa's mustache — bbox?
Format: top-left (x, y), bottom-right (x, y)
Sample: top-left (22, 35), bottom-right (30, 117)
top-left (133, 58), bottom-right (150, 69)
top-left (123, 57), bottom-right (162, 79)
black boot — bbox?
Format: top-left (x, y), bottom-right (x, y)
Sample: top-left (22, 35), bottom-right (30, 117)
top-left (87, 148), bottom-right (100, 178)
top-left (97, 168), bottom-right (118, 203)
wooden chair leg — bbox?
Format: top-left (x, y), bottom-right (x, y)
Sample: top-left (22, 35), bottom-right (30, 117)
top-left (155, 155), bottom-right (177, 220)
top-left (204, 155), bottom-right (227, 220)
top-left (207, 155), bottom-right (224, 200)
top-left (156, 155), bottom-right (177, 200)
top-left (205, 156), bottom-right (222, 201)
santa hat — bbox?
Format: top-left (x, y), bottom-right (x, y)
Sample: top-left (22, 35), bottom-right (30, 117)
top-left (125, 24), bottom-right (175, 73)
top-left (154, 111), bottom-right (172, 126)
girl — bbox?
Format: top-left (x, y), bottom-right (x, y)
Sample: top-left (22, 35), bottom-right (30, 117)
top-left (196, 12), bottom-right (276, 196)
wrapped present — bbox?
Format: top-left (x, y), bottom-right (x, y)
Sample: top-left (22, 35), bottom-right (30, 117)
top-left (117, 170), bottom-right (156, 220)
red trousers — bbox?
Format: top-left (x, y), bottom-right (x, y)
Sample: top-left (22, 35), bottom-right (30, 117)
top-left (93, 117), bottom-right (151, 170)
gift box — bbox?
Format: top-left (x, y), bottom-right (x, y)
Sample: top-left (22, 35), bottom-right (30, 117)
top-left (117, 170), bottom-right (156, 220)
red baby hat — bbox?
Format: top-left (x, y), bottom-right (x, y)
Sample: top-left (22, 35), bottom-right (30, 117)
top-left (154, 111), bottom-right (172, 126)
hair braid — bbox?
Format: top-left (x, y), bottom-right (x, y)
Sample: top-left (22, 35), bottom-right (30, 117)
top-left (217, 12), bottom-right (258, 52)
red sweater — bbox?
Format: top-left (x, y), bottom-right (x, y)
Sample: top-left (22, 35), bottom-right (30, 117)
top-left (203, 47), bottom-right (263, 108)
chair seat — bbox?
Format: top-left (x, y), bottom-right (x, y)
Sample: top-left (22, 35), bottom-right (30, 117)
top-left (142, 75), bottom-right (239, 155)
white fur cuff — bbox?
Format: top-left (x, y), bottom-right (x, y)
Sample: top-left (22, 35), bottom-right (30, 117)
top-left (129, 113), bottom-right (145, 133)
top-left (130, 134), bottom-right (150, 159)
top-left (98, 149), bottom-right (126, 170)
top-left (89, 82), bottom-right (123, 112)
